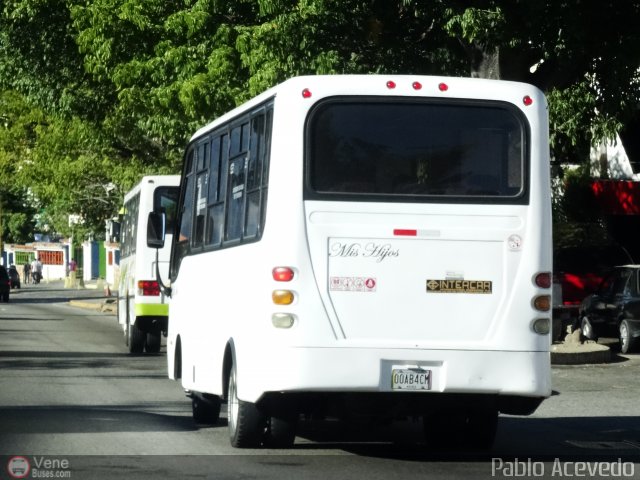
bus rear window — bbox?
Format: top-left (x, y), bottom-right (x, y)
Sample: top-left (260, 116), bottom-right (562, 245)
top-left (306, 99), bottom-right (528, 203)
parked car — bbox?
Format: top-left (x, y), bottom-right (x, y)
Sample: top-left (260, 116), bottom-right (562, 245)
top-left (579, 265), bottom-right (640, 354)
top-left (553, 245), bottom-right (634, 340)
top-left (0, 266), bottom-right (10, 302)
top-left (8, 265), bottom-right (20, 289)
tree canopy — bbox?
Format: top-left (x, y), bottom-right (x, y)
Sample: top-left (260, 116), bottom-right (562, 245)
top-left (1, 0), bottom-right (639, 239)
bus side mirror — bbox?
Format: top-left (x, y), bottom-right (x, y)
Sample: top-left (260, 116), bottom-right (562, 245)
top-left (147, 211), bottom-right (166, 249)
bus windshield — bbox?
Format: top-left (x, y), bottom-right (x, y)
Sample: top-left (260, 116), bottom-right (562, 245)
top-left (306, 99), bottom-right (528, 203)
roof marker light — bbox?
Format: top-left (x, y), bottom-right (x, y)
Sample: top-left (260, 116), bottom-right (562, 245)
top-left (523, 95), bottom-right (533, 106)
top-left (302, 88), bottom-right (312, 98)
top-left (438, 82), bottom-right (449, 92)
top-left (386, 80), bottom-right (396, 89)
top-left (412, 81), bottom-right (422, 90)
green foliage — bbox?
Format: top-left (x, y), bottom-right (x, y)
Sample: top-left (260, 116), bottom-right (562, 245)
top-left (0, 91), bottom-right (41, 243)
top-left (1, 0), bottom-right (640, 245)
top-left (552, 166), bottom-right (612, 250)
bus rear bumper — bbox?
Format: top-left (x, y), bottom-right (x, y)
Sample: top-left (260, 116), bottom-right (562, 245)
top-left (237, 347), bottom-right (551, 414)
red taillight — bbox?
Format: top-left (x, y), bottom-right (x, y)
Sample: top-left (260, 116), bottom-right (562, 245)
top-left (523, 95), bottom-right (533, 106)
top-left (534, 272), bottom-right (552, 289)
top-left (272, 267), bottom-right (294, 282)
top-left (138, 280), bottom-right (160, 296)
top-left (386, 80), bottom-right (396, 89)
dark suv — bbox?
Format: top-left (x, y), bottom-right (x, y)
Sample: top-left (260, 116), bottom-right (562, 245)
top-left (553, 245), bottom-right (634, 339)
top-left (579, 265), bottom-right (640, 354)
top-left (0, 266), bottom-right (10, 302)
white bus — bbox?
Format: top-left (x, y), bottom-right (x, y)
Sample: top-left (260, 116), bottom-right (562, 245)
top-left (119, 175), bottom-right (180, 354)
top-left (148, 75), bottom-right (553, 448)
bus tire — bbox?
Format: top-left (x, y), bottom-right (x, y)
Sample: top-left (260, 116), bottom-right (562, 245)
top-left (192, 394), bottom-right (221, 424)
top-left (128, 321), bottom-right (145, 354)
top-left (227, 364), bottom-right (265, 448)
top-left (145, 332), bottom-right (161, 353)
top-left (264, 414), bottom-right (297, 448)
top-left (423, 408), bottom-right (498, 450)
top-left (465, 408), bottom-right (499, 450)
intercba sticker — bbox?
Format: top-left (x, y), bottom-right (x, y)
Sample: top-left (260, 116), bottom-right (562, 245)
top-left (426, 279), bottom-right (492, 294)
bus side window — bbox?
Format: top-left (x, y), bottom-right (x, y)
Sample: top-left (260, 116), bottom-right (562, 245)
top-left (225, 153), bottom-right (246, 242)
top-left (245, 113), bottom-right (265, 238)
top-left (174, 149), bottom-right (195, 271)
top-left (193, 141), bottom-right (209, 249)
top-left (206, 134), bottom-right (227, 247)
top-left (225, 123), bottom-right (248, 243)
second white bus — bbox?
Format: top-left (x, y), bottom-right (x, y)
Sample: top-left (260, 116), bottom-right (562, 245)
top-left (148, 75), bottom-right (553, 448)
top-left (119, 175), bottom-right (180, 354)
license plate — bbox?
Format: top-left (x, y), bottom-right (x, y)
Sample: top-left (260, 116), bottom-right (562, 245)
top-left (391, 368), bottom-right (432, 390)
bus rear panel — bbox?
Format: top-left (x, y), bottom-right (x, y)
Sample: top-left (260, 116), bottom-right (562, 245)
top-left (166, 75), bottom-right (552, 448)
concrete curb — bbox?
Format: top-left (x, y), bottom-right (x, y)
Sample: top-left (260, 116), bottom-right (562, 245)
top-left (551, 343), bottom-right (612, 365)
top-left (68, 300), bottom-right (102, 311)
top-left (68, 299), bottom-right (116, 314)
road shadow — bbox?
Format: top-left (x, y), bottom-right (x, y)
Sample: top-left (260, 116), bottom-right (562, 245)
top-left (290, 415), bottom-right (640, 462)
top-left (6, 292), bottom-right (106, 305)
top-left (0, 350), bottom-right (163, 373)
top-left (0, 403), bottom-right (196, 440)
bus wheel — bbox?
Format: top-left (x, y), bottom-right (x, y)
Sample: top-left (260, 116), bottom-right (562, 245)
top-left (464, 409), bottom-right (498, 450)
top-left (145, 332), bottom-right (161, 354)
top-left (227, 364), bottom-right (265, 448)
top-left (192, 394), bottom-right (221, 424)
top-left (128, 322), bottom-right (145, 354)
top-left (264, 414), bottom-right (297, 448)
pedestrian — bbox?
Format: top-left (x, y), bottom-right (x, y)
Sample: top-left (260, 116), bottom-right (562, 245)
top-left (68, 258), bottom-right (77, 286)
top-left (22, 262), bottom-right (31, 285)
top-left (31, 257), bottom-right (43, 284)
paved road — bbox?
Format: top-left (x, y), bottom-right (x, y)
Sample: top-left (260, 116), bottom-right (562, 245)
top-left (1, 281), bottom-right (639, 479)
